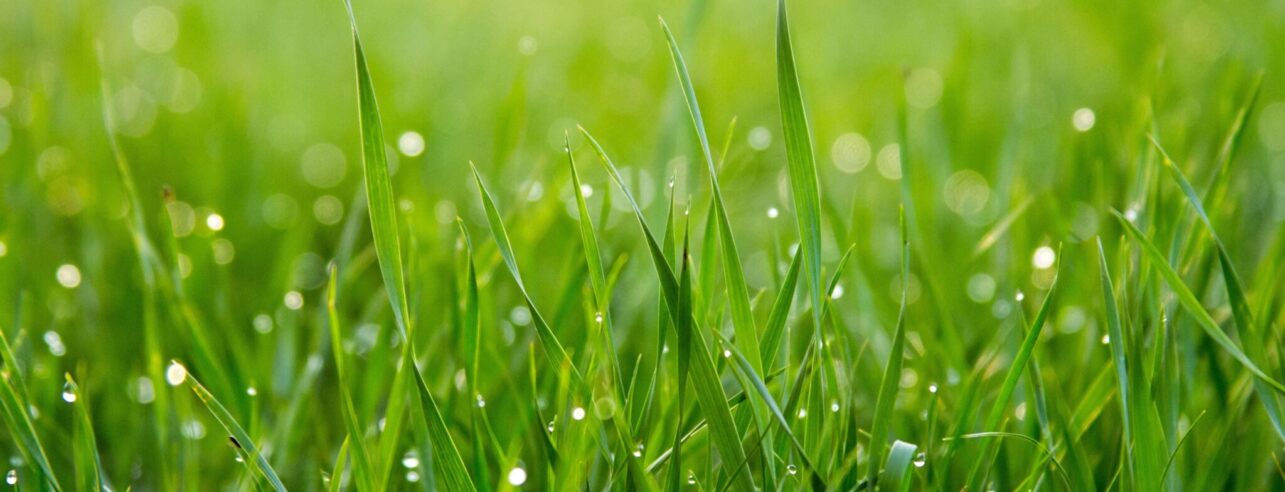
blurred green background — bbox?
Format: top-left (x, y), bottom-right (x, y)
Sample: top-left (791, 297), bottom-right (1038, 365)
top-left (4, 0), bottom-right (1285, 489)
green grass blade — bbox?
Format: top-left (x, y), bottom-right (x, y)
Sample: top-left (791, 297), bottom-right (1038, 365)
top-left (66, 374), bottom-right (104, 492)
top-left (1113, 211), bottom-right (1285, 393)
top-left (881, 440), bottom-right (918, 492)
top-left (583, 126), bottom-right (754, 490)
top-left (469, 163), bottom-right (581, 381)
top-left (332, 437), bottom-right (351, 492)
top-left (1150, 136), bottom-right (1285, 440)
top-left (722, 337), bottom-right (826, 489)
top-left (0, 325), bottom-right (60, 491)
top-left (184, 363), bottom-right (286, 491)
top-left (406, 349), bottom-right (476, 491)
top-left (327, 267), bottom-right (376, 492)
top-left (775, 0), bottom-right (826, 331)
top-left (660, 16), bottom-right (762, 373)
top-left (867, 208), bottom-right (909, 485)
top-left (761, 249), bottom-right (802, 371)
top-left (344, 0), bottom-right (411, 338)
top-left (967, 252), bottom-right (1060, 487)
top-left (344, 2), bottom-right (477, 489)
top-left (1096, 238), bottom-right (1137, 480)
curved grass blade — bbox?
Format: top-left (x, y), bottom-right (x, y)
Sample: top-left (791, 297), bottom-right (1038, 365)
top-left (582, 127), bottom-right (754, 490)
top-left (184, 364), bottom-right (286, 491)
top-left (660, 16), bottom-right (762, 373)
top-left (867, 208), bottom-right (910, 485)
top-left (721, 336), bottom-right (826, 490)
top-left (565, 139), bottom-right (652, 491)
top-left (1151, 136), bottom-right (1285, 440)
top-left (327, 267), bottom-right (376, 492)
top-left (1160, 410), bottom-right (1207, 482)
top-left (775, 0), bottom-right (826, 331)
top-left (469, 163), bottom-right (581, 382)
top-left (66, 375), bottom-right (104, 492)
top-left (344, 2), bottom-right (477, 489)
top-left (1112, 211), bottom-right (1285, 393)
top-left (0, 325), bottom-right (60, 491)
top-left (881, 440), bottom-right (918, 492)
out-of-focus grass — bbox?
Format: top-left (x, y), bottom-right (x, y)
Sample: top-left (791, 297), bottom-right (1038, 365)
top-left (3, 0), bottom-right (1285, 489)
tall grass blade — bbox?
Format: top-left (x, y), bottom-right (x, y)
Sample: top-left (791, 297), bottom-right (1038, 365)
top-left (344, 2), bottom-right (477, 489)
top-left (867, 207), bottom-right (909, 486)
top-left (775, 0), bottom-right (826, 331)
top-left (469, 163), bottom-right (581, 381)
top-left (327, 267), bottom-right (376, 492)
top-left (660, 16), bottom-right (762, 373)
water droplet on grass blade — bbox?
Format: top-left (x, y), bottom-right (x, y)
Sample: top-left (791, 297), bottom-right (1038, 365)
top-left (61, 381), bottom-right (76, 403)
top-left (507, 467), bottom-right (527, 485)
top-left (914, 452), bottom-right (927, 467)
top-left (165, 361), bottom-right (187, 386)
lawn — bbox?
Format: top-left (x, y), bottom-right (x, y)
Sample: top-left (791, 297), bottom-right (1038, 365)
top-left (2, 0), bottom-right (1285, 489)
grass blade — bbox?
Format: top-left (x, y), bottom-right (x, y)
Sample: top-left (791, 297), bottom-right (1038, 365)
top-left (469, 163), bottom-right (582, 381)
top-left (776, 0), bottom-right (826, 331)
top-left (583, 127), bottom-right (754, 490)
top-left (660, 16), bottom-right (762, 373)
top-left (0, 325), bottom-right (60, 491)
top-left (66, 374), bottom-right (104, 492)
top-left (327, 267), bottom-right (376, 492)
top-left (867, 208), bottom-right (909, 485)
top-left (344, 2), bottom-right (477, 489)
top-left (881, 440), bottom-right (918, 492)
top-left (1151, 136), bottom-right (1285, 440)
top-left (1113, 211), bottom-right (1285, 393)
top-left (184, 364), bottom-right (286, 491)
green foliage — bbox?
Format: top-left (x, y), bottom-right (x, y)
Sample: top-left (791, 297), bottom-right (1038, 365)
top-left (4, 0), bottom-right (1285, 489)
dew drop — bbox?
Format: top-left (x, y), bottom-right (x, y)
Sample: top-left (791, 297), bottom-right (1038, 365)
top-left (687, 470), bottom-right (696, 484)
top-left (594, 312), bottom-right (604, 323)
top-left (571, 406), bottom-right (586, 421)
top-left (61, 381), bottom-right (77, 403)
top-left (165, 361), bottom-right (187, 386)
top-left (722, 349), bottom-right (732, 359)
top-left (507, 467), bottom-right (527, 486)
top-left (830, 400), bottom-right (840, 413)
top-left (1101, 334), bottom-right (1110, 344)
top-left (787, 464), bottom-right (798, 475)
top-left (1015, 290), bottom-right (1025, 302)
top-left (668, 176), bottom-right (676, 188)
top-left (928, 383), bottom-right (939, 394)
top-left (632, 443), bottom-right (644, 458)
top-left (913, 452), bottom-right (927, 468)
top-left (546, 420), bottom-right (556, 433)
top-left (475, 394), bottom-right (486, 408)
top-left (4, 469), bottom-right (14, 485)
top-left (405, 470), bottom-right (420, 483)
top-left (402, 451), bottom-right (420, 469)
top-left (797, 408), bottom-right (807, 419)
top-left (767, 207), bottom-right (779, 219)
top-left (246, 387), bottom-right (258, 396)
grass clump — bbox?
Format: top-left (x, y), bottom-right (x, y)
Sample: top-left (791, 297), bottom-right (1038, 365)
top-left (3, 0), bottom-right (1285, 489)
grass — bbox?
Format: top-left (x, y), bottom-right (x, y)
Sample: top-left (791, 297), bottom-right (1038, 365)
top-left (3, 0), bottom-right (1285, 489)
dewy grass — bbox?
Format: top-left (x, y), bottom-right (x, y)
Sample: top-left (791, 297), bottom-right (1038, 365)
top-left (6, 0), bottom-right (1285, 489)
